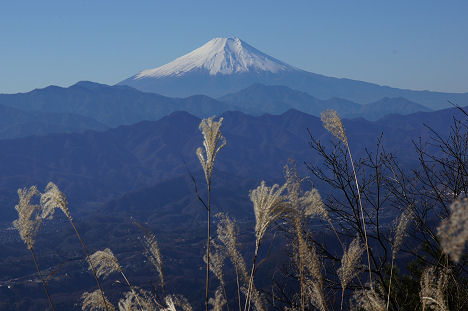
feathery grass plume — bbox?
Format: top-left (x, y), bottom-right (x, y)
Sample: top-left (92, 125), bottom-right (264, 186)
top-left (386, 206), bottom-right (414, 310)
top-left (420, 267), bottom-right (449, 311)
top-left (338, 236), bottom-right (364, 307)
top-left (81, 290), bottom-right (115, 311)
top-left (352, 286), bottom-right (386, 311)
top-left (89, 248), bottom-right (121, 279)
top-left (163, 295), bottom-right (193, 311)
top-left (13, 186), bottom-right (56, 310)
top-left (284, 164), bottom-right (330, 311)
top-left (284, 164), bottom-right (329, 221)
top-left (142, 231), bottom-right (165, 293)
top-left (215, 214), bottom-right (264, 311)
top-left (118, 288), bottom-right (157, 311)
top-left (13, 186), bottom-right (42, 249)
top-left (89, 248), bottom-right (145, 310)
top-left (301, 241), bottom-right (326, 311)
top-left (245, 181), bottom-right (288, 311)
top-left (305, 279), bottom-right (327, 311)
top-left (196, 116), bottom-right (226, 185)
top-left (217, 214), bottom-right (252, 311)
top-left (40, 181), bottom-right (71, 219)
top-left (209, 287), bottom-right (227, 311)
top-left (392, 206), bottom-right (414, 260)
top-left (251, 181), bottom-right (289, 243)
top-left (321, 109), bottom-right (348, 146)
top-left (203, 241), bottom-right (226, 286)
top-left (437, 198), bottom-right (468, 263)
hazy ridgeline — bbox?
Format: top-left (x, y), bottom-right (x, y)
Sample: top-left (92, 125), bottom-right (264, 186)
top-left (5, 109), bottom-right (468, 311)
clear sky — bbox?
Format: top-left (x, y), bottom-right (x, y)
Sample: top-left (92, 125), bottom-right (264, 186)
top-left (1, 0), bottom-right (467, 94)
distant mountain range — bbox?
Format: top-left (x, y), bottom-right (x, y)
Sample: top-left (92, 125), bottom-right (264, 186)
top-left (0, 81), bottom-right (229, 128)
top-left (0, 81), bottom-right (438, 140)
top-left (0, 103), bottom-right (108, 139)
top-left (219, 83), bottom-right (432, 120)
top-left (118, 37), bottom-right (468, 110)
top-left (0, 106), bottom-right (465, 221)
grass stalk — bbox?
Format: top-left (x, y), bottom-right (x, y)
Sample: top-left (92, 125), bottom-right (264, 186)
top-left (206, 183), bottom-right (212, 311)
top-left (244, 241), bottom-right (260, 311)
top-left (346, 144), bottom-right (373, 288)
top-left (69, 218), bottom-right (110, 311)
top-left (29, 247), bottom-right (56, 311)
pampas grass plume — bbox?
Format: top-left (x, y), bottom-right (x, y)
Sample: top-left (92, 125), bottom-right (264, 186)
top-left (81, 290), bottom-right (115, 311)
top-left (437, 198), bottom-right (468, 263)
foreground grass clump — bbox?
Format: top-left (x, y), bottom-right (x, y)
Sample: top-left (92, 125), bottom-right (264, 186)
top-left (12, 111), bottom-right (468, 310)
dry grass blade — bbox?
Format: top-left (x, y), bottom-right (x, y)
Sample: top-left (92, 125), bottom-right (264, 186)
top-left (437, 198), bottom-right (468, 263)
top-left (82, 290), bottom-right (115, 311)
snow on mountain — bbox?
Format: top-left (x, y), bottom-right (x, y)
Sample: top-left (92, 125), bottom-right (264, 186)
top-left (118, 37), bottom-right (468, 109)
top-left (134, 37), bottom-right (293, 78)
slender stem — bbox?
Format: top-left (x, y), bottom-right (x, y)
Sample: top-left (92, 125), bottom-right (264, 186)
top-left (244, 242), bottom-right (259, 311)
top-left (235, 266), bottom-right (242, 311)
top-left (205, 182), bottom-right (212, 311)
top-left (69, 218), bottom-right (110, 311)
top-left (294, 218), bottom-right (305, 311)
top-left (347, 144), bottom-right (373, 288)
top-left (340, 288), bottom-right (345, 311)
top-left (29, 247), bottom-right (56, 311)
top-left (386, 258), bottom-right (395, 310)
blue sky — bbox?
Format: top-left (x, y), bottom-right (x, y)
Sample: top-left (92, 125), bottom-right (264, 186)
top-left (1, 0), bottom-right (467, 94)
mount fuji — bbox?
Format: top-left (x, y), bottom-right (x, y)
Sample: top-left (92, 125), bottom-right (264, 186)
top-left (118, 37), bottom-right (468, 110)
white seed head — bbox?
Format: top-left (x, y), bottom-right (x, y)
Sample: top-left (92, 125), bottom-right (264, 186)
top-left (88, 248), bottom-right (121, 279)
top-left (420, 267), bottom-right (449, 311)
top-left (437, 198), bottom-right (468, 263)
top-left (250, 181), bottom-right (289, 243)
top-left (321, 109), bottom-right (348, 145)
top-left (337, 236), bottom-right (364, 291)
top-left (118, 288), bottom-right (156, 311)
top-left (40, 182), bottom-right (71, 220)
top-left (208, 287), bottom-right (226, 311)
top-left (162, 295), bottom-right (193, 311)
top-left (216, 213), bottom-right (249, 281)
top-left (142, 232), bottom-right (164, 288)
top-left (203, 241), bottom-right (226, 286)
top-left (12, 186), bottom-right (42, 249)
top-left (300, 189), bottom-right (328, 221)
top-left (197, 116), bottom-right (226, 184)
top-left (352, 286), bottom-right (386, 311)
top-left (81, 290), bottom-right (115, 311)
top-left (392, 206), bottom-right (414, 260)
top-left (306, 278), bottom-right (327, 311)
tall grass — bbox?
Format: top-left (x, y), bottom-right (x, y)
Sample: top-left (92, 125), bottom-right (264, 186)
top-left (11, 112), bottom-right (468, 310)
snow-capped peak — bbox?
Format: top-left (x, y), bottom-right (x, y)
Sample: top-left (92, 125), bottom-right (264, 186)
top-left (134, 37), bottom-right (293, 79)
